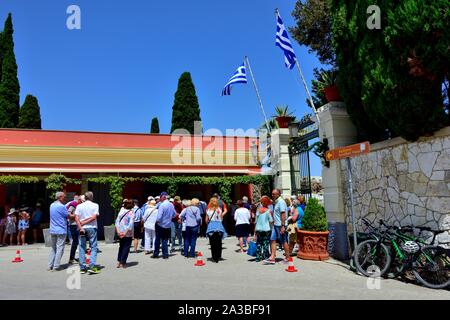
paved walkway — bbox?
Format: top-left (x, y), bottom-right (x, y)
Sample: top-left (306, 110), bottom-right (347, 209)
top-left (0, 237), bottom-right (449, 300)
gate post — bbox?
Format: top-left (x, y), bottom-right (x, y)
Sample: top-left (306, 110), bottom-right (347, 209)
top-left (318, 102), bottom-right (357, 260)
top-left (271, 128), bottom-right (292, 197)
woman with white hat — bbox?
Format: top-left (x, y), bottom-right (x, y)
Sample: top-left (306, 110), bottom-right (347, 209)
top-left (142, 198), bottom-right (158, 255)
top-left (3, 209), bottom-right (17, 245)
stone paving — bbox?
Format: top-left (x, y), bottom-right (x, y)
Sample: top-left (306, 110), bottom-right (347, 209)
top-left (0, 238), bottom-right (449, 300)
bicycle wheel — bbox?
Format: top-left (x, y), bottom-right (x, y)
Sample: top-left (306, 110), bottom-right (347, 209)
top-left (354, 240), bottom-right (391, 277)
top-left (413, 246), bottom-right (450, 289)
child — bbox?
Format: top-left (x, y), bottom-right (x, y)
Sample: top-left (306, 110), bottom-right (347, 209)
top-left (4, 209), bottom-right (17, 245)
top-left (17, 208), bottom-right (30, 245)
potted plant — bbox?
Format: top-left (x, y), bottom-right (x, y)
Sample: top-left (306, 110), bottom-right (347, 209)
top-left (316, 70), bottom-right (342, 103)
top-left (273, 106), bottom-right (295, 128)
top-left (297, 197), bottom-right (330, 261)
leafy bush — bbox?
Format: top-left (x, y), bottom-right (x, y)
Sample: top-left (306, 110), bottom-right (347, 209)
top-left (301, 197), bottom-right (328, 231)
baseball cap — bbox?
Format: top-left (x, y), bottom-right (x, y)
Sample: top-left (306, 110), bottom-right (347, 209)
top-left (160, 191), bottom-right (169, 197)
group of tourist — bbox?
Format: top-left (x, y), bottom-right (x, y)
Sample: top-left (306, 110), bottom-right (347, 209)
top-left (0, 203), bottom-right (43, 246)
top-left (4, 187), bottom-right (307, 273)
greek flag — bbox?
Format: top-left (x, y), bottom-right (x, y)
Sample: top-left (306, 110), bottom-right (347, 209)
top-left (222, 63), bottom-right (247, 96)
top-left (276, 11), bottom-right (297, 70)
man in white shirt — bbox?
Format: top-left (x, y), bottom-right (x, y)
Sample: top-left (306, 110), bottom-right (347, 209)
top-left (75, 191), bottom-right (100, 274)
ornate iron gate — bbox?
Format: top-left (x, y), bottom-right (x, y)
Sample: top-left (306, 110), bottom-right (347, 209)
top-left (288, 115), bottom-right (319, 198)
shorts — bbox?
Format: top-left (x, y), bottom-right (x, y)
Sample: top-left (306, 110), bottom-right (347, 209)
top-left (235, 224), bottom-right (250, 238)
top-left (270, 226), bottom-right (288, 244)
top-left (133, 222), bottom-right (142, 239)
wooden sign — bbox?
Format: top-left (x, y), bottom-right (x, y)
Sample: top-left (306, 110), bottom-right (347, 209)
top-left (325, 141), bottom-right (370, 161)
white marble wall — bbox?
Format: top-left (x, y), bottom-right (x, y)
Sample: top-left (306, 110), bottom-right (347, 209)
top-left (340, 127), bottom-right (450, 247)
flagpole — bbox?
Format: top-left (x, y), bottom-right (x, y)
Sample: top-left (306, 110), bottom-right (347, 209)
top-left (244, 56), bottom-right (270, 131)
top-left (294, 57), bottom-right (320, 127)
top-left (275, 8), bottom-right (320, 127)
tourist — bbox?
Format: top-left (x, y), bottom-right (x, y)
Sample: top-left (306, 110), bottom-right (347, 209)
top-left (132, 199), bottom-right (143, 253)
top-left (205, 197), bottom-right (227, 263)
top-left (115, 199), bottom-right (134, 268)
top-left (3, 209), bottom-right (17, 245)
top-left (198, 199), bottom-right (208, 238)
top-left (17, 208), bottom-right (30, 245)
top-left (234, 200), bottom-right (251, 253)
top-left (287, 200), bottom-right (300, 256)
top-left (0, 208), bottom-right (6, 246)
top-left (67, 195), bottom-right (82, 264)
top-left (180, 198), bottom-right (202, 258)
top-left (140, 197), bottom-right (151, 249)
top-left (264, 189), bottom-right (290, 265)
top-left (48, 192), bottom-right (68, 271)
top-left (75, 191), bottom-right (101, 274)
top-left (298, 195), bottom-right (307, 212)
top-left (142, 198), bottom-right (158, 254)
top-left (255, 196), bottom-right (273, 262)
top-left (171, 196), bottom-right (183, 252)
top-left (242, 196), bottom-right (253, 246)
top-left (152, 192), bottom-right (176, 259)
top-left (30, 203), bottom-right (43, 244)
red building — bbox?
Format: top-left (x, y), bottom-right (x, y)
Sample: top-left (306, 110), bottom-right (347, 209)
top-left (0, 129), bottom-right (263, 238)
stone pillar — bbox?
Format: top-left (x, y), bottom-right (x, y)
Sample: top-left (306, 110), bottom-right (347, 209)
top-left (318, 102), bottom-right (357, 260)
top-left (271, 128), bottom-right (292, 197)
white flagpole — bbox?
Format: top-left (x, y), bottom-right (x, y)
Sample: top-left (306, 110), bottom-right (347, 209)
top-left (244, 56), bottom-right (270, 131)
top-left (275, 8), bottom-right (320, 127)
top-left (294, 57), bottom-right (320, 127)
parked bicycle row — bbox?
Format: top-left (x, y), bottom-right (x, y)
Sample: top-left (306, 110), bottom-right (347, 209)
top-left (353, 218), bottom-right (450, 289)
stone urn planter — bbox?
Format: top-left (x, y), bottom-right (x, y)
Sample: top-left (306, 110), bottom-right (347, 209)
top-left (297, 229), bottom-right (330, 261)
top-left (104, 225), bottom-right (116, 244)
top-left (42, 228), bottom-right (52, 247)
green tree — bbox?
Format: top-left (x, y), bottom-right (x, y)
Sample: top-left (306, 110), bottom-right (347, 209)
top-left (170, 72), bottom-right (201, 134)
top-left (0, 13), bottom-right (20, 128)
top-left (331, 0), bottom-right (449, 141)
top-left (150, 117), bottom-right (160, 133)
top-left (18, 95), bottom-right (42, 129)
top-left (290, 0), bottom-right (335, 66)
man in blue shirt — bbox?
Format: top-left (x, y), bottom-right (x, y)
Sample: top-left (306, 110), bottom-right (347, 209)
top-left (48, 192), bottom-right (68, 271)
top-left (132, 199), bottom-right (143, 253)
top-left (152, 192), bottom-right (176, 259)
top-left (264, 189), bottom-right (290, 265)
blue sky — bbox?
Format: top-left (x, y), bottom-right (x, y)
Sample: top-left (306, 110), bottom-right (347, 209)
top-left (1, 0), bottom-right (324, 176)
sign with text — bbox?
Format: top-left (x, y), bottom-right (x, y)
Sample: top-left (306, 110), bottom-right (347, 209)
top-left (325, 141), bottom-right (370, 161)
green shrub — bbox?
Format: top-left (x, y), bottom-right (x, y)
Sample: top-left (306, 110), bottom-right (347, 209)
top-left (301, 197), bottom-right (328, 231)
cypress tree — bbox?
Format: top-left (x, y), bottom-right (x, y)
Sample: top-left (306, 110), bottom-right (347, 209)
top-left (18, 95), bottom-right (42, 129)
top-left (170, 72), bottom-right (201, 134)
top-left (150, 117), bottom-right (160, 134)
top-left (0, 13), bottom-right (20, 128)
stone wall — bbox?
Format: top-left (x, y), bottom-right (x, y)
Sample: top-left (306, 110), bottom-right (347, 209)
top-left (340, 127), bottom-right (450, 247)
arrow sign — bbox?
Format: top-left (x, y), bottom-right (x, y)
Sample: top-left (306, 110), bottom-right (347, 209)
top-left (325, 141), bottom-right (370, 161)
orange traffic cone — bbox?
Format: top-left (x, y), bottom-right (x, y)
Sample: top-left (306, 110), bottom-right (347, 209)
top-left (12, 250), bottom-right (23, 263)
top-left (194, 252), bottom-right (205, 267)
top-left (86, 248), bottom-right (91, 265)
top-left (285, 257), bottom-right (298, 272)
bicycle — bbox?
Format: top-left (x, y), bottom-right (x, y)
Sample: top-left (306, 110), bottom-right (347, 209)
top-left (354, 220), bottom-right (450, 289)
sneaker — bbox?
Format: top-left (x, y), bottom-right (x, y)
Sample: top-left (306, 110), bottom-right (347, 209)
top-left (87, 266), bottom-right (101, 274)
top-left (263, 259), bottom-right (276, 265)
top-left (80, 268), bottom-right (87, 274)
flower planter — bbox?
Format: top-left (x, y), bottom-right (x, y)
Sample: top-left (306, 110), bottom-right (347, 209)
top-left (42, 228), bottom-right (52, 247)
top-left (104, 225), bottom-right (116, 244)
top-left (323, 85), bottom-right (342, 102)
top-left (275, 116), bottom-right (294, 128)
top-left (297, 229), bottom-right (330, 261)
